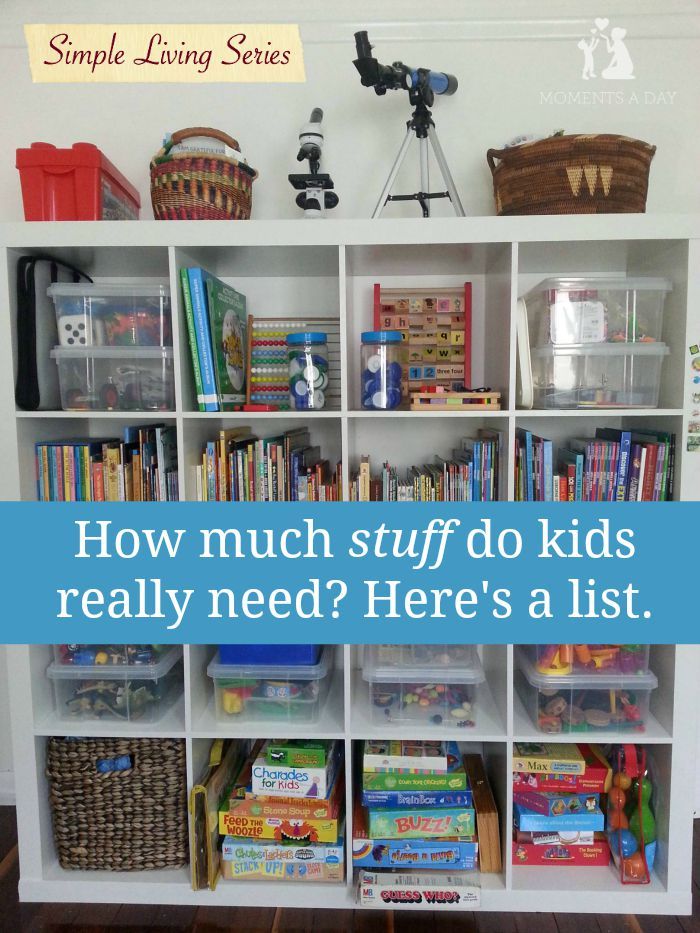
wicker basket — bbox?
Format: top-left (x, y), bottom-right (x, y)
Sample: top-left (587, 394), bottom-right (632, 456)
top-left (150, 127), bottom-right (257, 220)
top-left (486, 134), bottom-right (655, 215)
top-left (46, 736), bottom-right (188, 871)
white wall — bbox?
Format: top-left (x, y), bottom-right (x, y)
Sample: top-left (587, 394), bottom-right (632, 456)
top-left (0, 0), bottom-right (698, 221)
top-left (0, 0), bottom-right (698, 794)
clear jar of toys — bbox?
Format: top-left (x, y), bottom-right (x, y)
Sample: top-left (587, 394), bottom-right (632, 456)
top-left (287, 332), bottom-right (329, 410)
top-left (361, 331), bottom-right (403, 410)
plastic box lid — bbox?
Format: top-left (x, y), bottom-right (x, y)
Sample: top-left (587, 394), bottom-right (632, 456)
top-left (208, 645), bottom-right (331, 681)
top-left (531, 342), bottom-right (670, 358)
top-left (47, 646), bottom-right (182, 681)
top-left (517, 648), bottom-right (658, 691)
top-left (51, 346), bottom-right (174, 360)
top-left (362, 649), bottom-right (485, 685)
top-left (527, 276), bottom-right (673, 295)
top-left (15, 142), bottom-right (140, 206)
top-left (48, 283), bottom-right (170, 300)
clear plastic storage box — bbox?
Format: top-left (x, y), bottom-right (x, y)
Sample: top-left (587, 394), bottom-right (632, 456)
top-left (362, 645), bottom-right (485, 730)
top-left (47, 646), bottom-right (183, 723)
top-left (532, 644), bottom-right (650, 676)
top-left (48, 283), bottom-right (171, 348)
top-left (207, 646), bottom-right (332, 724)
top-left (525, 277), bottom-right (671, 346)
top-left (53, 644), bottom-right (169, 666)
top-left (363, 644), bottom-right (478, 671)
top-left (530, 342), bottom-right (669, 409)
top-left (516, 648), bottom-right (657, 735)
top-left (51, 346), bottom-right (175, 411)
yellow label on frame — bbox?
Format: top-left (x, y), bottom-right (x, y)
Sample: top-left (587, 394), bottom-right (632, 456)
top-left (24, 23), bottom-right (305, 82)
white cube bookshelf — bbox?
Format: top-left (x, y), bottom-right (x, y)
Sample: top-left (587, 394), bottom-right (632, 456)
top-left (1, 216), bottom-right (699, 915)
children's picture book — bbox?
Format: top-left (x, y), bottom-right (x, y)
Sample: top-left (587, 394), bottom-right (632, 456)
top-left (362, 739), bottom-right (450, 774)
top-left (512, 743), bottom-right (585, 775)
top-left (205, 275), bottom-right (247, 409)
top-left (186, 268), bottom-right (219, 412)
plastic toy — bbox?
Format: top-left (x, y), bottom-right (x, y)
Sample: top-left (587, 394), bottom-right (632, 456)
top-left (606, 744), bottom-right (656, 884)
top-left (57, 644), bottom-right (163, 666)
top-left (536, 644), bottom-right (648, 676)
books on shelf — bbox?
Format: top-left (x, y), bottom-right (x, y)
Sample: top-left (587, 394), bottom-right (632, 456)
top-left (195, 426), bottom-right (341, 501)
top-left (514, 427), bottom-right (676, 502)
top-left (350, 430), bottom-right (502, 502)
top-left (35, 424), bottom-right (178, 501)
top-left (180, 267), bottom-right (247, 412)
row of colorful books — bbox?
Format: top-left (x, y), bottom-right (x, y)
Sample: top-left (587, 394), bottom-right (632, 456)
top-left (515, 427), bottom-right (676, 502)
top-left (195, 426), bottom-right (341, 502)
top-left (349, 432), bottom-right (502, 502)
top-left (180, 266), bottom-right (248, 412)
top-left (35, 424), bottom-right (178, 501)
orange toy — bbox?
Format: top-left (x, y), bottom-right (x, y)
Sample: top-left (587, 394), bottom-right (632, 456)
top-left (623, 851), bottom-right (647, 881)
top-left (607, 785), bottom-right (629, 831)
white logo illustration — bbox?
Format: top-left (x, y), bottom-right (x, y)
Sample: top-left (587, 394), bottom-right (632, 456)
top-left (578, 17), bottom-right (635, 80)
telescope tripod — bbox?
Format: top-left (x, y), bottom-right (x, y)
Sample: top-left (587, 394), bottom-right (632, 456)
top-left (372, 98), bottom-right (465, 218)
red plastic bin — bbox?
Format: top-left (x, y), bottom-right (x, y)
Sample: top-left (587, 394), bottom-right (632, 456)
top-left (16, 142), bottom-right (140, 221)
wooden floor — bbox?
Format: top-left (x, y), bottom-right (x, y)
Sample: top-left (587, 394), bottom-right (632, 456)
top-left (1, 807), bottom-right (698, 933)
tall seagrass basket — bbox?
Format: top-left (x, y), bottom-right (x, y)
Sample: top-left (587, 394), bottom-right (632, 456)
top-left (150, 127), bottom-right (257, 220)
top-left (486, 134), bottom-right (655, 215)
top-left (46, 736), bottom-right (188, 871)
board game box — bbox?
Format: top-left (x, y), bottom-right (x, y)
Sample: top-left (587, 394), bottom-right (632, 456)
top-left (358, 870), bottom-right (481, 909)
top-left (512, 790), bottom-right (600, 816)
top-left (353, 800), bottom-right (477, 870)
top-left (512, 743), bottom-right (585, 775)
top-left (218, 810), bottom-right (341, 842)
top-left (513, 802), bottom-right (604, 833)
top-left (368, 806), bottom-right (475, 840)
top-left (223, 772), bottom-right (344, 823)
top-left (361, 787), bottom-right (472, 809)
top-left (512, 837), bottom-right (610, 867)
top-left (511, 744), bottom-right (611, 793)
top-left (265, 740), bottom-right (331, 768)
top-left (221, 839), bottom-right (344, 883)
top-left (221, 836), bottom-right (344, 884)
top-left (514, 830), bottom-right (595, 846)
top-left (362, 744), bottom-right (467, 792)
top-left (362, 739), bottom-right (450, 774)
top-left (250, 740), bottom-right (340, 798)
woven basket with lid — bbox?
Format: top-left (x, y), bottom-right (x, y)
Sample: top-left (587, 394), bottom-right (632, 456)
top-left (150, 126), bottom-right (258, 220)
top-left (486, 134), bottom-right (655, 215)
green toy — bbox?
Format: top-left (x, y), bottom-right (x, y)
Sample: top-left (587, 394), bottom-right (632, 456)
top-left (629, 776), bottom-right (656, 845)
